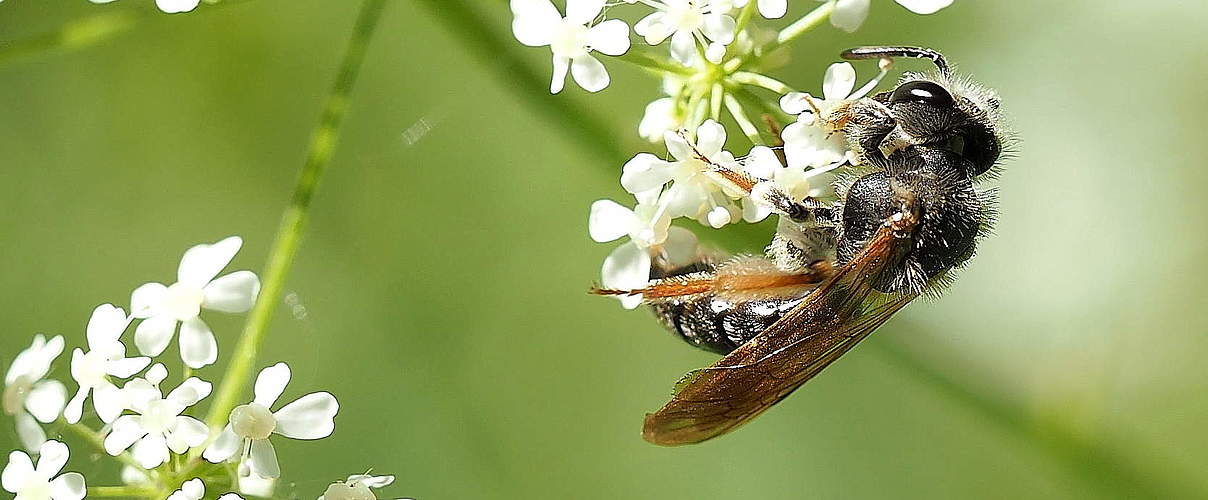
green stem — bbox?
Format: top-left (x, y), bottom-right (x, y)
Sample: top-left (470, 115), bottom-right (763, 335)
top-left (611, 48), bottom-right (693, 76)
top-left (64, 423), bottom-right (146, 475)
top-left (87, 486), bottom-right (157, 497)
top-left (0, 11), bottom-right (136, 66)
top-left (200, 0), bottom-right (388, 436)
top-left (723, 94), bottom-right (763, 145)
top-left (774, 1), bottom-right (835, 45)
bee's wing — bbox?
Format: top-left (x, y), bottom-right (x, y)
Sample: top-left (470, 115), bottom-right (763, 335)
top-left (642, 225), bottom-right (919, 446)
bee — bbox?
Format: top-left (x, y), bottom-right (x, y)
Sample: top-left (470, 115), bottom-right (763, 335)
top-left (592, 47), bottom-right (1009, 446)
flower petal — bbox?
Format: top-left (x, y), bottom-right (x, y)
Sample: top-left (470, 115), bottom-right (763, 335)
top-left (550, 54), bottom-right (569, 94)
top-left (179, 317), bottom-right (218, 369)
top-left (249, 439), bottom-right (280, 478)
top-left (155, 0), bottom-right (200, 13)
top-left (830, 0), bottom-right (870, 33)
top-left (134, 315), bottom-right (177, 357)
top-left (351, 474), bottom-right (395, 488)
top-left (130, 282), bottom-right (167, 319)
top-left (3, 450), bottom-right (34, 493)
top-left (15, 412), bottom-right (46, 453)
top-left (172, 416), bottom-right (210, 448)
top-left (663, 130), bottom-right (694, 162)
top-left (695, 119), bottom-right (727, 157)
top-left (601, 241), bottom-right (650, 309)
top-left (218, 494), bottom-right (246, 500)
top-left (202, 424), bottom-right (240, 463)
top-left (63, 386), bottom-right (88, 424)
top-left (132, 433), bottom-right (169, 469)
top-left (178, 236), bottom-right (242, 287)
top-left (168, 377), bottom-right (213, 407)
top-left (106, 356), bottom-right (151, 379)
top-left (6, 334), bottom-right (64, 383)
top-left (35, 440), bottom-right (69, 477)
top-left (669, 30), bottom-right (696, 65)
top-left (510, 0), bottom-right (561, 46)
top-left (253, 363), bottom-right (291, 408)
top-left (634, 12), bottom-right (670, 44)
top-left (86, 304), bottom-right (128, 349)
top-left (639, 97), bottom-right (678, 143)
top-left (621, 153), bottom-right (676, 194)
top-left (565, 0), bottom-right (604, 25)
top-left (25, 380), bottom-right (67, 423)
top-left (93, 383), bottom-right (128, 423)
top-left (273, 392), bottom-right (338, 440)
top-left (701, 14), bottom-right (736, 44)
top-left (50, 472), bottom-right (86, 500)
top-left (757, 0), bottom-right (787, 18)
top-left (662, 226), bottom-right (700, 268)
top-left (104, 416), bottom-right (146, 456)
top-left (895, 0), bottom-right (953, 14)
top-left (823, 62), bottom-right (857, 100)
top-left (570, 55), bottom-right (609, 93)
top-left (202, 271), bottom-right (261, 313)
top-left (779, 92), bottom-right (813, 115)
top-left (586, 19), bottom-right (630, 56)
top-left (588, 200), bottom-right (638, 243)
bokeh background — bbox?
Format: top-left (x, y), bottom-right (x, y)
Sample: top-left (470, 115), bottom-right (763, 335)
top-left (2, 1), bottom-right (1208, 498)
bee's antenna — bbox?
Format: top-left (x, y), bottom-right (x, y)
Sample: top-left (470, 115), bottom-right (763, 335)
top-left (841, 46), bottom-right (950, 76)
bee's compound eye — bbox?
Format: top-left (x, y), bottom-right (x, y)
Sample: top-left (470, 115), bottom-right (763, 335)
top-left (890, 81), bottom-right (953, 108)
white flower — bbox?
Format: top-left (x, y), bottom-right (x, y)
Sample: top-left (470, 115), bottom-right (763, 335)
top-left (167, 478), bottom-right (205, 500)
top-left (638, 97), bottom-right (682, 143)
top-left (741, 145), bottom-right (838, 220)
top-left (203, 363), bottom-right (339, 479)
top-left (237, 473), bottom-right (275, 497)
top-left (778, 62), bottom-right (886, 169)
top-left (1, 441), bottom-right (85, 500)
top-left (620, 119), bottom-right (741, 225)
top-left (828, 0), bottom-right (955, 32)
top-left (64, 305), bottom-right (150, 424)
top-left (4, 335), bottom-right (67, 453)
top-left (319, 474), bottom-right (405, 500)
top-left (131, 236), bottom-right (260, 369)
top-left (511, 0), bottom-right (631, 93)
top-left (731, 0), bottom-right (787, 18)
top-left (634, 0), bottom-right (736, 65)
top-left (103, 364), bottom-right (212, 469)
top-left (218, 495), bottom-right (245, 500)
top-left (156, 0), bottom-right (200, 13)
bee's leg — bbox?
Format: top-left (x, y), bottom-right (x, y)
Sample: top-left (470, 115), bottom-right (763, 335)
top-left (840, 99), bottom-right (899, 169)
top-left (705, 165), bottom-right (838, 226)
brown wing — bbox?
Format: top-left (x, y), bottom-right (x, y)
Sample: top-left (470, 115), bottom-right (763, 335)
top-left (642, 224), bottom-right (919, 446)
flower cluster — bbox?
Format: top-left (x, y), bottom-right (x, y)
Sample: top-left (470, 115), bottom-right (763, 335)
top-left (1, 236), bottom-right (406, 500)
top-left (508, 0), bottom-right (954, 306)
top-left (86, 0), bottom-right (203, 14)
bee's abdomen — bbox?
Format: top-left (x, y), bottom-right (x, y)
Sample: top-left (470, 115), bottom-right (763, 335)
top-left (651, 295), bottom-right (805, 355)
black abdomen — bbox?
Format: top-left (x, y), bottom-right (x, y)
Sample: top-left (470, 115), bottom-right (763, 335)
top-left (651, 295), bottom-right (806, 354)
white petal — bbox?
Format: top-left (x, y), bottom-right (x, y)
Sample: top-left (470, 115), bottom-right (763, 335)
top-left (49, 472), bottom-right (86, 500)
top-left (93, 383), bottom-right (127, 423)
top-left (147, 364), bottom-right (168, 385)
top-left (178, 236), bottom-right (242, 287)
top-left (132, 433), bottom-right (169, 469)
top-left (106, 356), bottom-right (151, 379)
top-left (742, 196), bottom-right (773, 223)
top-left (6, 334), bottom-right (63, 383)
top-left (601, 242), bottom-right (650, 309)
top-left (621, 153), bottom-right (676, 194)
top-left (695, 119), bottom-right (727, 157)
top-left (25, 380), bottom-right (67, 423)
top-left (168, 378), bottom-right (212, 407)
top-left (570, 55), bottom-right (609, 93)
top-left (743, 145), bottom-right (781, 179)
top-left (701, 14), bottom-right (736, 44)
top-left (172, 416), bottom-right (210, 448)
top-left (134, 315), bottom-right (177, 357)
top-left (273, 392), bottom-right (338, 439)
top-left (779, 92), bottom-right (813, 115)
top-left (123, 379), bottom-right (161, 413)
top-left (130, 282), bottom-right (167, 319)
top-left (565, 0), bottom-right (604, 24)
top-left (895, 0), bottom-right (953, 14)
top-left (179, 317), bottom-right (218, 369)
top-left (706, 206), bottom-right (732, 228)
top-left (352, 474), bottom-right (395, 488)
top-left (63, 386), bottom-right (88, 424)
top-left (202, 424), bottom-right (240, 463)
top-left (202, 271), bottom-right (260, 313)
top-left (35, 440), bottom-right (68, 477)
top-left (586, 19), bottom-right (630, 56)
top-left (662, 182), bottom-right (708, 218)
top-left (3, 450), bottom-right (34, 493)
top-left (669, 30), bottom-right (696, 65)
top-left (634, 12), bottom-right (670, 44)
top-left (104, 416), bottom-right (146, 456)
top-left (155, 0), bottom-right (200, 13)
top-left (237, 473), bottom-right (275, 497)
top-left (638, 97), bottom-right (678, 143)
top-left (15, 412), bottom-right (46, 453)
top-left (218, 494), bottom-right (246, 500)
top-left (550, 54), bottom-right (569, 94)
top-left (86, 304), bottom-right (128, 348)
top-left (249, 439), bottom-right (280, 478)
top-left (588, 200), bottom-right (639, 243)
top-left (830, 0), bottom-right (870, 33)
top-left (510, 0), bottom-right (561, 46)
top-left (823, 62), bottom-right (857, 100)
top-left (704, 42), bottom-right (725, 64)
top-left (181, 478), bottom-right (205, 499)
top-left (253, 363), bottom-right (291, 408)
top-left (661, 226), bottom-right (700, 268)
top-left (757, 0), bottom-right (787, 18)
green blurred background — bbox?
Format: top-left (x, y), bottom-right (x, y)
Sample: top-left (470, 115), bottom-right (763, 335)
top-left (2, 0), bottom-right (1208, 498)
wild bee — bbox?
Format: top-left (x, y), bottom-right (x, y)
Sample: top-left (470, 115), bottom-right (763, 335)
top-left (593, 47), bottom-right (1009, 446)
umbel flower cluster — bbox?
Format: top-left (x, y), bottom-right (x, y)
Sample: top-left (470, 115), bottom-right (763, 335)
top-left (508, 0), bottom-right (953, 306)
top-left (2, 237), bottom-right (407, 500)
